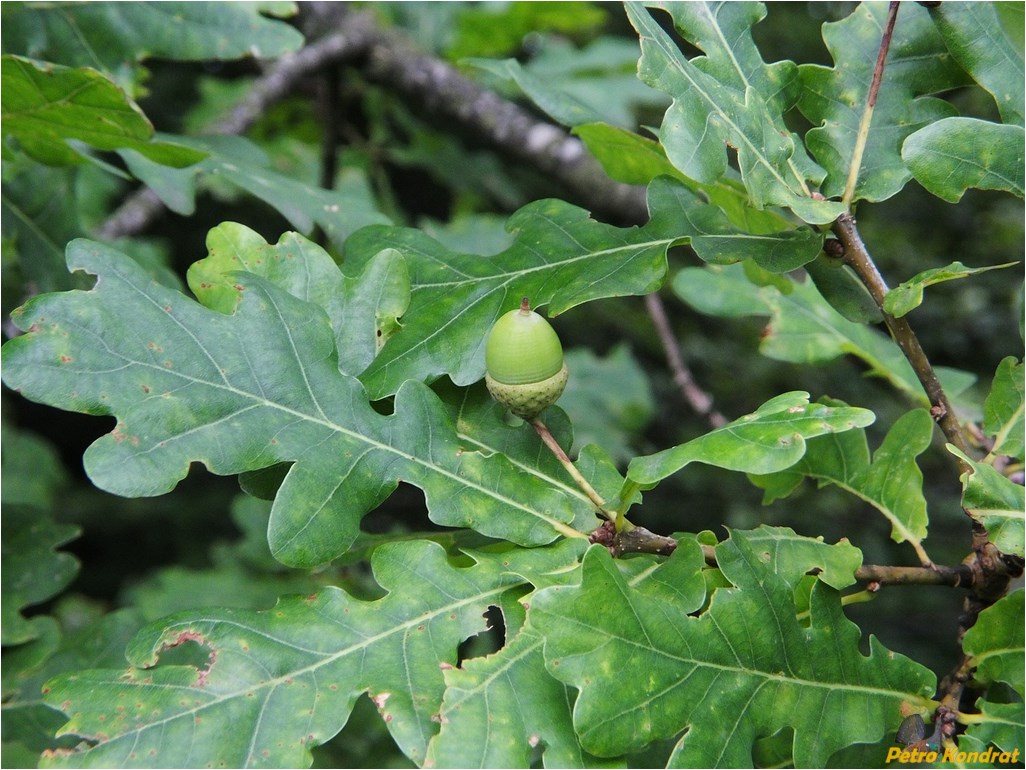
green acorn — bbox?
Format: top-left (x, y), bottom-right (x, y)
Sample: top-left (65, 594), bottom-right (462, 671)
top-left (484, 297), bottom-right (568, 420)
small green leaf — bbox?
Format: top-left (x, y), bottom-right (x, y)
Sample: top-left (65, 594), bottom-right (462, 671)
top-left (963, 590), bottom-right (1025, 694)
top-left (752, 409), bottom-right (934, 557)
top-left (618, 536), bottom-right (709, 609)
top-left (0, 55), bottom-right (206, 167)
top-left (529, 531), bottom-right (935, 766)
top-left (1, 160), bottom-right (89, 295)
top-left (715, 525), bottom-right (863, 591)
top-left (468, 35), bottom-right (660, 130)
top-left (187, 222), bottom-right (343, 315)
top-left (627, 391), bottom-right (874, 487)
top-left (116, 145), bottom-right (200, 215)
top-left (984, 357), bottom-right (1025, 461)
top-left (427, 628), bottom-right (610, 768)
top-left (884, 260), bottom-right (1019, 318)
top-left (948, 447), bottom-right (1025, 558)
top-left (902, 118), bottom-right (1025, 203)
top-left (929, 2), bottom-right (1025, 126)
top-left (673, 263), bottom-right (977, 406)
top-left (2, 615), bottom-right (61, 695)
top-left (626, 2), bottom-right (843, 224)
top-left (0, 425), bottom-right (77, 646)
top-left (798, 2), bottom-right (966, 203)
top-left (691, 226), bottom-right (824, 273)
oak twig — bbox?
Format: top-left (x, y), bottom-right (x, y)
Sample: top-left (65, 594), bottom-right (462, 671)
top-left (829, 2), bottom-right (972, 459)
top-left (854, 562), bottom-right (974, 587)
top-left (589, 523), bottom-right (994, 591)
top-left (832, 214), bottom-right (973, 457)
top-left (590, 521), bottom-right (678, 557)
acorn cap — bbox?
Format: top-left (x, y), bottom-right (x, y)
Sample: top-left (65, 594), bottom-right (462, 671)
top-left (486, 363), bottom-right (569, 420)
